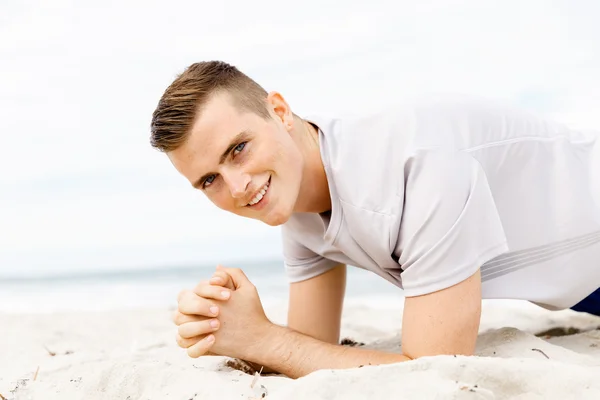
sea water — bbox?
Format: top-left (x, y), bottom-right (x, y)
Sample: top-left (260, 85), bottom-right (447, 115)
top-left (0, 259), bottom-right (403, 314)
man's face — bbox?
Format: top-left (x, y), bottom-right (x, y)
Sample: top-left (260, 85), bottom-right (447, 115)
top-left (168, 92), bottom-right (304, 226)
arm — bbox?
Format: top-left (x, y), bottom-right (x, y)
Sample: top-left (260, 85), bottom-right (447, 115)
top-left (248, 264), bottom-right (347, 373)
top-left (246, 269), bottom-right (482, 379)
top-left (287, 263), bottom-right (347, 344)
top-left (281, 227), bottom-right (348, 343)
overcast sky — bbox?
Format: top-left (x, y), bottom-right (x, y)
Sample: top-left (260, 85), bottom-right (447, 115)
top-left (1, 0), bottom-right (599, 278)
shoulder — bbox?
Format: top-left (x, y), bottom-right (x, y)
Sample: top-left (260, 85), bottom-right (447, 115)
top-left (397, 149), bottom-right (509, 296)
top-left (308, 108), bottom-right (415, 215)
top-left (390, 94), bottom-right (552, 136)
top-left (401, 150), bottom-right (487, 227)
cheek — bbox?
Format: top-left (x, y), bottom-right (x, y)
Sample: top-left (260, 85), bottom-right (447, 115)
top-left (266, 149), bottom-right (282, 168)
top-left (207, 189), bottom-right (234, 210)
top-left (268, 140), bottom-right (297, 170)
top-left (247, 144), bottom-right (281, 173)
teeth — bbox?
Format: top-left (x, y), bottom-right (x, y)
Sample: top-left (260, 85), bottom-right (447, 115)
top-left (248, 182), bottom-right (270, 206)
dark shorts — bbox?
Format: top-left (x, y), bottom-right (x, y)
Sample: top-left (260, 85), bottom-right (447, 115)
top-left (571, 287), bottom-right (600, 316)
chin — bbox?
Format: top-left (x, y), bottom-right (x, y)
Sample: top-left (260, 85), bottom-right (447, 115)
top-left (262, 213), bottom-right (290, 227)
top-left (262, 205), bottom-right (294, 226)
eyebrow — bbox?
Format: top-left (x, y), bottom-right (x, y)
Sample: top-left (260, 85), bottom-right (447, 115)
top-left (192, 130), bottom-right (252, 189)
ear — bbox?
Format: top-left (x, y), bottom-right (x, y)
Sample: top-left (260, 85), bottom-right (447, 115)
top-left (266, 91), bottom-right (294, 129)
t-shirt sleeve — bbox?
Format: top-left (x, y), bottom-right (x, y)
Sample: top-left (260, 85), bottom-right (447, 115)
top-left (281, 225), bottom-right (339, 282)
top-left (396, 150), bottom-right (509, 297)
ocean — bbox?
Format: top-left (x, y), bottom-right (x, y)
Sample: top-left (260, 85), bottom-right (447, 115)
top-left (0, 259), bottom-right (403, 314)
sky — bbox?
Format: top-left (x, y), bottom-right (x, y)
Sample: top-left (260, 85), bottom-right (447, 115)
top-left (1, 0), bottom-right (599, 278)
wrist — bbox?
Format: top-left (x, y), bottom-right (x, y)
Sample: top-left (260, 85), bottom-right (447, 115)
top-left (245, 322), bottom-right (286, 365)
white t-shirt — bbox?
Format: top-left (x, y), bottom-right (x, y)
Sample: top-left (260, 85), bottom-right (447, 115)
top-left (281, 96), bottom-right (600, 310)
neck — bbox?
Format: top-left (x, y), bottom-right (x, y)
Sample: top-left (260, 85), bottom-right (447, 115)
top-left (293, 117), bottom-right (332, 214)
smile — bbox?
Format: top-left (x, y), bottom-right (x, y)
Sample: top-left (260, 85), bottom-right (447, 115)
top-left (246, 177), bottom-right (270, 207)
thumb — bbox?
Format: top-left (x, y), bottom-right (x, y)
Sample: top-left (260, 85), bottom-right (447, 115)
top-left (221, 267), bottom-right (252, 290)
top-left (209, 265), bottom-right (235, 290)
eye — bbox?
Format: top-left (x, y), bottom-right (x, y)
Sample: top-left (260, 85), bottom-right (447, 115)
top-left (233, 142), bottom-right (246, 156)
top-left (202, 174), bottom-right (216, 189)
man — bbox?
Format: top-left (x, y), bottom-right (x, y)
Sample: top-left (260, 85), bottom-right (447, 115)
top-left (150, 61), bottom-right (600, 379)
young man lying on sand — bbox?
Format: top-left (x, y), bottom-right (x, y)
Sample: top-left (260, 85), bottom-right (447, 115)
top-left (150, 61), bottom-right (600, 379)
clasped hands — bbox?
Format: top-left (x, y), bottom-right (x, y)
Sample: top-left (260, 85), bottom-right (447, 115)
top-left (173, 266), bottom-right (272, 362)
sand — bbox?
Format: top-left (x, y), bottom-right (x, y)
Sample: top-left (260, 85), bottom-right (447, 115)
top-left (1, 299), bottom-right (599, 400)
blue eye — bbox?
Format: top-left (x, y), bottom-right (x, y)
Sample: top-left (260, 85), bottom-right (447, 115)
top-left (203, 174), bottom-right (216, 188)
top-left (233, 142), bottom-right (246, 155)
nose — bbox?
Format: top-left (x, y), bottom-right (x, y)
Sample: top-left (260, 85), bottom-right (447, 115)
top-left (222, 169), bottom-right (251, 199)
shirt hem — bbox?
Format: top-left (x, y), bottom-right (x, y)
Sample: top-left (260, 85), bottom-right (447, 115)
top-left (402, 241), bottom-right (509, 297)
top-left (285, 262), bottom-right (338, 283)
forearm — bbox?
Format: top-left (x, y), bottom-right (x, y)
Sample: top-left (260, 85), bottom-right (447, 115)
top-left (247, 324), bottom-right (411, 379)
top-left (244, 360), bottom-right (277, 374)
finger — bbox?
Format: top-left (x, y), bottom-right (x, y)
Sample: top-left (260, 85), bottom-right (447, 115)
top-left (187, 334), bottom-right (216, 358)
top-left (193, 282), bottom-right (231, 300)
top-left (221, 267), bottom-right (252, 289)
top-left (178, 280), bottom-right (211, 298)
top-left (177, 289), bottom-right (192, 303)
top-left (178, 292), bottom-right (220, 317)
top-left (178, 319), bottom-right (220, 339)
top-left (210, 267), bottom-right (235, 290)
top-left (172, 310), bottom-right (206, 326)
top-left (175, 332), bottom-right (203, 349)
top-left (176, 332), bottom-right (217, 357)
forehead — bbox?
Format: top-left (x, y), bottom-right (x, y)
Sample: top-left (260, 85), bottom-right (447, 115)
top-left (167, 92), bottom-right (252, 178)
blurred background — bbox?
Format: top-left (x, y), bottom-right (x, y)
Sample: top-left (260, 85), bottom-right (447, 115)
top-left (1, 0), bottom-right (599, 313)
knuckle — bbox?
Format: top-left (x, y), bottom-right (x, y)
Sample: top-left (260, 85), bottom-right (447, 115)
top-left (178, 323), bottom-right (196, 339)
top-left (176, 312), bottom-right (191, 325)
top-left (187, 344), bottom-right (205, 358)
top-left (177, 290), bottom-right (192, 304)
top-left (176, 313), bottom-right (185, 324)
top-left (194, 280), bottom-right (209, 291)
top-left (177, 301), bottom-right (188, 313)
top-left (177, 324), bottom-right (189, 339)
top-left (186, 349), bottom-right (197, 358)
top-left (175, 333), bottom-right (186, 347)
top-left (172, 311), bottom-right (183, 325)
top-left (178, 298), bottom-right (200, 314)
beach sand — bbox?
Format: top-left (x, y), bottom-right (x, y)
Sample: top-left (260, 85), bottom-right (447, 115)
top-left (2, 299), bottom-right (600, 399)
